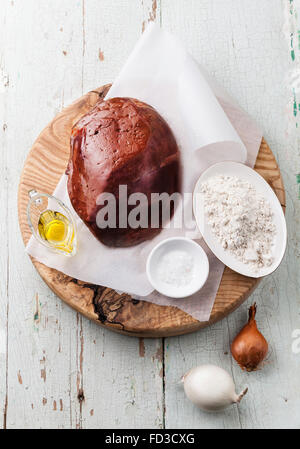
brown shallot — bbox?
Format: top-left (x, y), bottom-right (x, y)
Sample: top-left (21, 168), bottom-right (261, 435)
top-left (231, 303), bottom-right (268, 371)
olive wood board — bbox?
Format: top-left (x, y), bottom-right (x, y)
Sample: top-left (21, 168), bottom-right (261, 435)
top-left (18, 84), bottom-right (286, 337)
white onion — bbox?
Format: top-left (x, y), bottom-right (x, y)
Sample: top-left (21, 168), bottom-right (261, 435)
top-left (181, 364), bottom-right (247, 412)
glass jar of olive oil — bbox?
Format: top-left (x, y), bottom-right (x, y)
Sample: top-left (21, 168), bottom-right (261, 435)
top-left (27, 190), bottom-right (77, 256)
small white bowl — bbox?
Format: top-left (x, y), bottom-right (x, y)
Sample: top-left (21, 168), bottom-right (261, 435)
top-left (146, 237), bottom-right (209, 298)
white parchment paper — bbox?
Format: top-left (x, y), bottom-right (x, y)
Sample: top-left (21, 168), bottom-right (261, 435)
top-left (26, 24), bottom-right (262, 321)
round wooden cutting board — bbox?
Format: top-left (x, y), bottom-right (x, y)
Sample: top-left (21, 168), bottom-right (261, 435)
top-left (18, 85), bottom-right (286, 337)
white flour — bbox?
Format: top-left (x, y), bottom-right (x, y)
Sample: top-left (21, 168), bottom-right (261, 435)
top-left (158, 250), bottom-right (195, 287)
top-left (200, 175), bottom-right (276, 270)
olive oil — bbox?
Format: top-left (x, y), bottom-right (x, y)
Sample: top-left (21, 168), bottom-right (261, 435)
top-left (38, 210), bottom-right (75, 254)
top-left (27, 190), bottom-right (77, 257)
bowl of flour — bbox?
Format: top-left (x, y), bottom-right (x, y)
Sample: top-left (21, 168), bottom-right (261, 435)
top-left (193, 161), bottom-right (287, 278)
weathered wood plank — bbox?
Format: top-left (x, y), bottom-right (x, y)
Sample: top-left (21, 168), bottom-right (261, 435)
top-left (2, 0), bottom-right (298, 429)
top-left (77, 0), bottom-right (164, 428)
top-left (0, 1), bottom-right (9, 428)
top-left (163, 0), bottom-right (300, 429)
top-left (82, 0), bottom-right (161, 91)
top-left (2, 0), bottom-right (83, 429)
top-left (79, 329), bottom-right (164, 428)
top-left (2, 0), bottom-right (164, 429)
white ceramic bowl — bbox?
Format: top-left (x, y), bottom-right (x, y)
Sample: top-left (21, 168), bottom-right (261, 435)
top-left (146, 237), bottom-right (209, 298)
top-left (193, 161), bottom-right (287, 278)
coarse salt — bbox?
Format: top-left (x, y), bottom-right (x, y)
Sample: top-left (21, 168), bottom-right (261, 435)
top-left (158, 250), bottom-right (195, 287)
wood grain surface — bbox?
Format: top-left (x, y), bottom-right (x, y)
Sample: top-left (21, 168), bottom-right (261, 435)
top-left (18, 84), bottom-right (286, 337)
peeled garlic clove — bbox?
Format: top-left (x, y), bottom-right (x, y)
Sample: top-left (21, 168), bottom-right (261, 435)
top-left (182, 364), bottom-right (247, 412)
